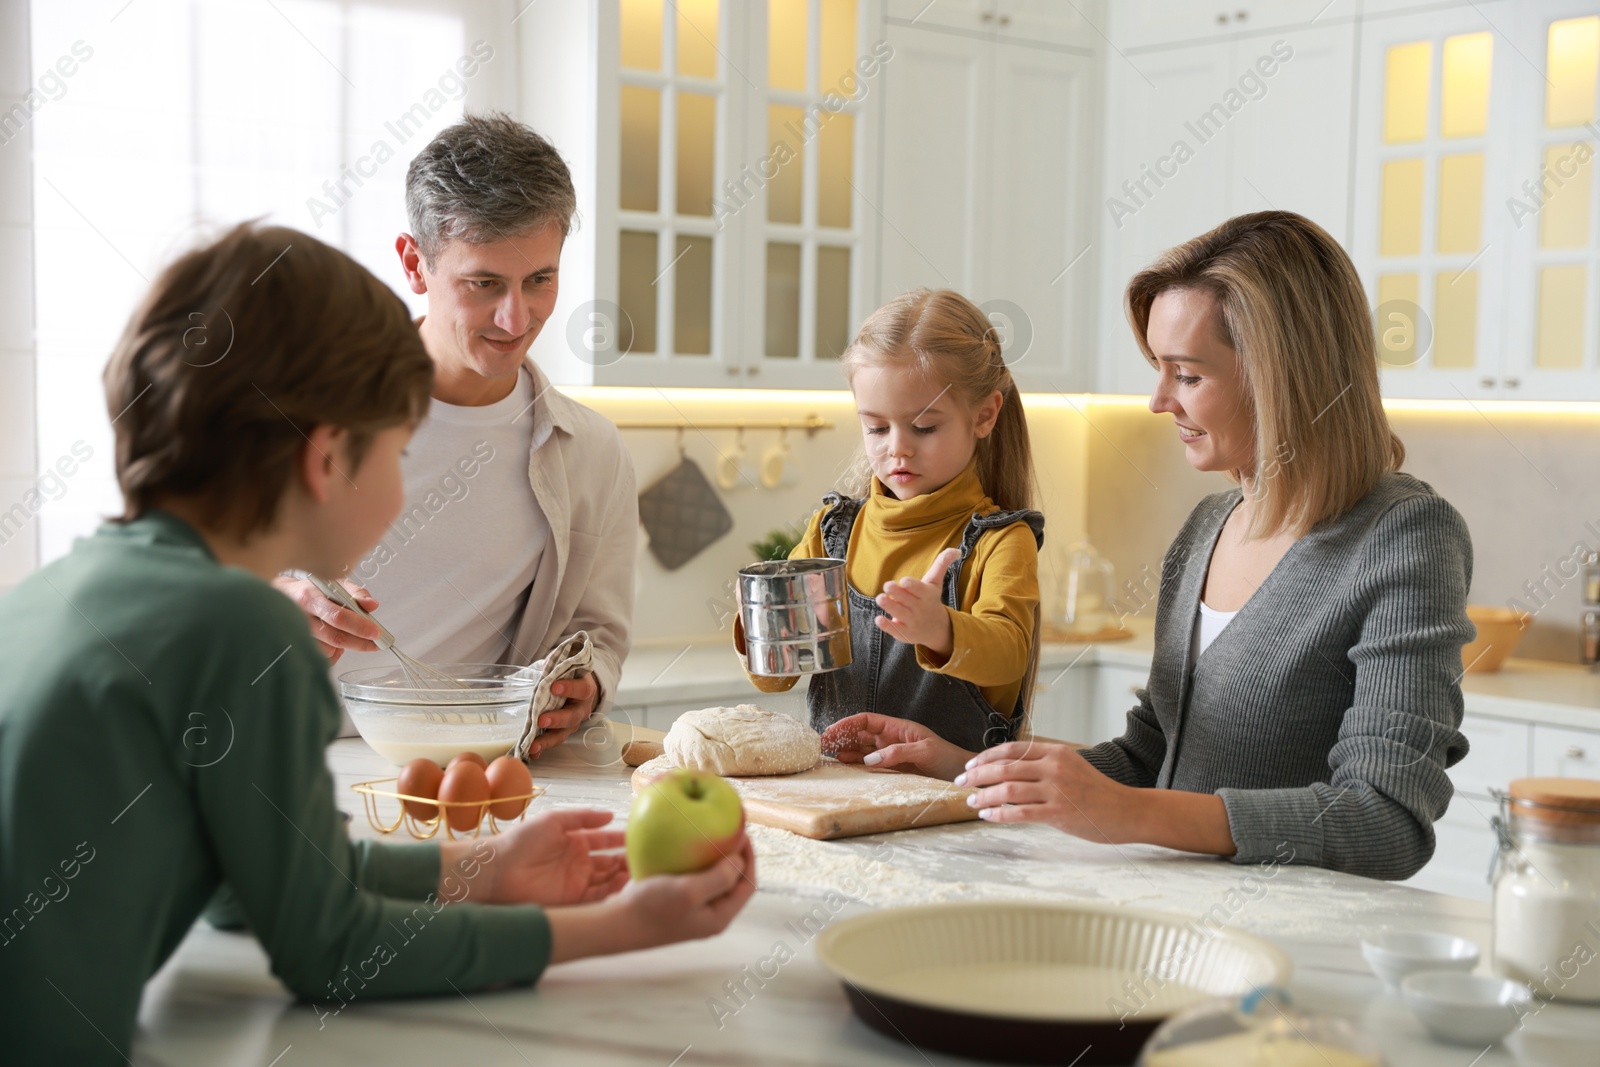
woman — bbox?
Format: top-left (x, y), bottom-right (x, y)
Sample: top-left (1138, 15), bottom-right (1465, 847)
top-left (821, 210), bottom-right (1474, 881)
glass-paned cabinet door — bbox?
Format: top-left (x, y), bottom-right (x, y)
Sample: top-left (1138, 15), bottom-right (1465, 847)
top-left (613, 0), bottom-right (738, 383)
top-left (1354, 6), bottom-right (1512, 399)
top-left (741, 0), bottom-right (878, 388)
top-left (1504, 4), bottom-right (1600, 399)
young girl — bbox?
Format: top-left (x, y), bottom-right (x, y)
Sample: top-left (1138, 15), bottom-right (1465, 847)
top-left (739, 288), bottom-right (1044, 752)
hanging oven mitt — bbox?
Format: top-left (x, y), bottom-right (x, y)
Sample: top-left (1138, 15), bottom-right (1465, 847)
top-left (637, 454), bottom-right (734, 571)
top-left (512, 631), bottom-right (597, 761)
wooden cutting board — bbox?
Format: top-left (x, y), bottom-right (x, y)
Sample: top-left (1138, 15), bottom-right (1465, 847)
top-left (631, 754), bottom-right (979, 840)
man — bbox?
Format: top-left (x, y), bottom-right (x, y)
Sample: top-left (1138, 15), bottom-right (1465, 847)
top-left (278, 113), bottom-right (636, 756)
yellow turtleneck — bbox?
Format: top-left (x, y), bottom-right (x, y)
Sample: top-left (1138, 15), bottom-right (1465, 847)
top-left (739, 461), bottom-right (1040, 718)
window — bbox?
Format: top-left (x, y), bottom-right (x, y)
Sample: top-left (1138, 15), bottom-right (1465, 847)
top-left (1374, 31), bottom-right (1492, 371)
top-left (1531, 15), bottom-right (1599, 370)
top-left (613, 0), bottom-right (869, 376)
top-left (27, 0), bottom-right (510, 565)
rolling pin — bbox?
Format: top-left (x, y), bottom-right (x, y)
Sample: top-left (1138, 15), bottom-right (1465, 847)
top-left (622, 739), bottom-right (665, 767)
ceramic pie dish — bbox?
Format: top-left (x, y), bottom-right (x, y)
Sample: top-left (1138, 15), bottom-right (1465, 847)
top-left (814, 900), bottom-right (1292, 1064)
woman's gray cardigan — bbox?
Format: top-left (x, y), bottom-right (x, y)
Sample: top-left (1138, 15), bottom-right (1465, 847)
top-left (1080, 472), bottom-right (1474, 880)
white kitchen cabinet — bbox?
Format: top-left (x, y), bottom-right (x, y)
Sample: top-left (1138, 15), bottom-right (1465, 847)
top-left (1096, 15), bottom-right (1356, 395)
top-left (1403, 798), bottom-right (1497, 901)
top-left (521, 0), bottom-right (885, 390)
top-left (1026, 658), bottom-right (1093, 741)
top-left (1532, 722), bottom-right (1600, 779)
top-left (885, 0), bottom-right (1100, 49)
top-left (876, 18), bottom-right (1100, 392)
top-left (1089, 662), bottom-right (1149, 745)
top-left (1351, 0), bottom-right (1600, 401)
top-left (1448, 712), bottom-right (1532, 798)
top-left (1110, 1), bottom-right (1357, 53)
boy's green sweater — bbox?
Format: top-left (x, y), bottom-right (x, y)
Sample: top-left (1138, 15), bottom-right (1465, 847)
top-left (0, 512), bottom-right (551, 1063)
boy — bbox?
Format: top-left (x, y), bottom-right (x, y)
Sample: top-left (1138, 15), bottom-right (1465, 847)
top-left (0, 223), bottom-right (754, 1064)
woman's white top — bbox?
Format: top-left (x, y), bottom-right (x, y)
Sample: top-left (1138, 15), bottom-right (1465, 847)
top-left (1191, 600), bottom-right (1239, 660)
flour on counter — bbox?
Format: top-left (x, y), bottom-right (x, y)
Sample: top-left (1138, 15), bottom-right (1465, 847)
top-left (746, 822), bottom-right (1468, 944)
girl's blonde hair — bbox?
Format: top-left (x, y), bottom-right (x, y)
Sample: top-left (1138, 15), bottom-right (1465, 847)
top-left (839, 288), bottom-right (1036, 511)
top-left (839, 288), bottom-right (1042, 730)
top-left (1125, 210), bottom-right (1405, 539)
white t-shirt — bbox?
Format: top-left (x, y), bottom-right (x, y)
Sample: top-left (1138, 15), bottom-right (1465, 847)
top-left (336, 367), bottom-right (550, 680)
top-left (1191, 600), bottom-right (1239, 661)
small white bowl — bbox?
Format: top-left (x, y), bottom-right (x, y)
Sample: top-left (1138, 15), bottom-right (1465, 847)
top-left (1506, 1012), bottom-right (1600, 1067)
top-left (1361, 931), bottom-right (1480, 990)
top-left (1401, 971), bottom-right (1534, 1045)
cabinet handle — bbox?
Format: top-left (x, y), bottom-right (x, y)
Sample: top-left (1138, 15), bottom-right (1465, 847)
top-left (1503, 377), bottom-right (1520, 389)
top-left (998, 13), bottom-right (1010, 26)
top-left (1128, 684), bottom-right (1141, 695)
top-left (1235, 9), bottom-right (1248, 19)
top-left (1216, 12), bottom-right (1229, 23)
top-left (1567, 745), bottom-right (1586, 760)
top-left (980, 10), bottom-right (993, 22)
top-left (1478, 376), bottom-right (1496, 389)
top-left (747, 366), bottom-right (760, 376)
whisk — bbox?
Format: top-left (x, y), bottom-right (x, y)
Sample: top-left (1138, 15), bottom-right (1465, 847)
top-left (306, 575), bottom-right (465, 692)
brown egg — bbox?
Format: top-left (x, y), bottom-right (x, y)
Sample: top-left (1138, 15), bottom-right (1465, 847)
top-left (485, 756), bottom-right (533, 820)
top-left (438, 762), bottom-right (491, 832)
top-left (397, 758), bottom-right (443, 821)
top-left (447, 751), bottom-right (488, 771)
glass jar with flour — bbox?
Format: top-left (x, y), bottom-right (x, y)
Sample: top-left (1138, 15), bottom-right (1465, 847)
top-left (1491, 778), bottom-right (1600, 1003)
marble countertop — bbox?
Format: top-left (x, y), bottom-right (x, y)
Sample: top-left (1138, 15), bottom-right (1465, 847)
top-left (618, 620), bottom-right (1600, 728)
top-left (131, 736), bottom-right (1600, 1066)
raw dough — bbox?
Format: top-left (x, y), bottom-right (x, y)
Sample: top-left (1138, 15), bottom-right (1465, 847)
top-left (664, 704), bottom-right (821, 776)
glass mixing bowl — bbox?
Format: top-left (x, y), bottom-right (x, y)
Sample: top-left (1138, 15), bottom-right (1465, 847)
top-left (338, 663), bottom-right (536, 766)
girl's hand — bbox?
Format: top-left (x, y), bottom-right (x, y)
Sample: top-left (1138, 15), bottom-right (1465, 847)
top-left (820, 712), bottom-right (974, 782)
top-left (874, 548), bottom-right (960, 657)
top-left (956, 741), bottom-right (1137, 842)
top-left (441, 809), bottom-right (630, 907)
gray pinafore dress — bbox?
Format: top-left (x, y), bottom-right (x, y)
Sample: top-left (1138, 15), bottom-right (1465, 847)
top-left (806, 491), bottom-right (1045, 753)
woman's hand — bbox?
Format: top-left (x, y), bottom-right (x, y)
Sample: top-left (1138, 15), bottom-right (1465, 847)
top-left (820, 712), bottom-right (974, 782)
top-left (441, 809), bottom-right (629, 907)
top-left (874, 548), bottom-right (959, 658)
top-left (959, 743), bottom-right (1241, 856)
top-left (547, 833), bottom-right (757, 964)
top-left (956, 741), bottom-right (1137, 842)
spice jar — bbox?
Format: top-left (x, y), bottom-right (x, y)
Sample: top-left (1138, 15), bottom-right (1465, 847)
top-left (1491, 778), bottom-right (1600, 1003)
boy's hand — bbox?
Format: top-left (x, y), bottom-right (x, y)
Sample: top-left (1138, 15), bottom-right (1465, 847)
top-left (873, 548), bottom-right (959, 657)
top-left (546, 833), bottom-right (758, 964)
top-left (273, 575), bottom-right (383, 663)
top-left (442, 809), bottom-right (629, 907)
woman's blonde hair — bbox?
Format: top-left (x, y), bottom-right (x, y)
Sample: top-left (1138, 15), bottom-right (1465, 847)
top-left (838, 288), bottom-right (1042, 728)
top-left (839, 288), bottom-right (1036, 511)
top-left (1125, 210), bottom-right (1405, 538)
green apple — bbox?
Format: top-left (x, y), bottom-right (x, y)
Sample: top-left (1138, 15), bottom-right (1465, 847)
top-left (626, 768), bottom-right (745, 879)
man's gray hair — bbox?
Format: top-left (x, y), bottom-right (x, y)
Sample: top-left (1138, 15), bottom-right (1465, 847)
top-left (405, 112), bottom-right (578, 259)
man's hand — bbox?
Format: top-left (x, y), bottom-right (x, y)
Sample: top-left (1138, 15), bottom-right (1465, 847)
top-left (819, 712), bottom-right (974, 782)
top-left (272, 576), bottom-right (384, 664)
top-left (873, 548), bottom-right (959, 658)
top-left (438, 808), bottom-right (629, 906)
top-left (527, 672), bottom-right (600, 758)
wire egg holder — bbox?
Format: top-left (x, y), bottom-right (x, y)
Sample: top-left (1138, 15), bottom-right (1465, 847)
top-left (351, 776), bottom-right (547, 840)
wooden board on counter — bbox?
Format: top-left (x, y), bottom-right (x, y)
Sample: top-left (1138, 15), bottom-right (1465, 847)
top-left (631, 754), bottom-right (979, 840)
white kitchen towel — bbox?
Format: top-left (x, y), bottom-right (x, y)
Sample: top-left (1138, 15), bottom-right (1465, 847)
top-left (512, 630), bottom-right (596, 761)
